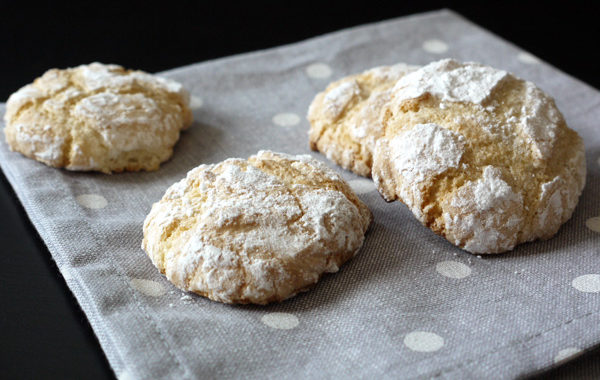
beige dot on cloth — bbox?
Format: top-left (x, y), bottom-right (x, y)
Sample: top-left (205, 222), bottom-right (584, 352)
top-left (554, 347), bottom-right (582, 364)
top-left (517, 52), bottom-right (541, 64)
top-left (130, 278), bottom-right (166, 297)
top-left (306, 63), bottom-right (332, 79)
top-left (348, 178), bottom-right (375, 195)
top-left (572, 274), bottom-right (600, 293)
top-left (422, 39), bottom-right (449, 54)
top-left (436, 260), bottom-right (471, 279)
top-left (190, 96), bottom-right (203, 109)
top-left (76, 194), bottom-right (107, 209)
top-left (404, 331), bottom-right (444, 352)
top-left (586, 217), bottom-right (600, 233)
top-left (272, 113), bottom-right (300, 127)
top-left (261, 312), bottom-right (299, 329)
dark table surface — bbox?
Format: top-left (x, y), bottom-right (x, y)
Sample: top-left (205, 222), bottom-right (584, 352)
top-left (1, 2), bottom-right (599, 379)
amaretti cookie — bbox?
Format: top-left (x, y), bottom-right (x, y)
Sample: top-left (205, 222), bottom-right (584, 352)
top-left (142, 151), bottom-right (372, 304)
top-left (308, 63), bottom-right (418, 177)
top-left (4, 62), bottom-right (193, 173)
top-left (373, 59), bottom-right (586, 254)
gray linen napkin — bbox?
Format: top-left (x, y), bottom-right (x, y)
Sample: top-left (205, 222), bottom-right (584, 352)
top-left (1, 9), bottom-right (599, 379)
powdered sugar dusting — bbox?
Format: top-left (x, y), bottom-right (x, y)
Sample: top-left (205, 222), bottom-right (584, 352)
top-left (535, 172), bottom-right (583, 240)
top-left (76, 62), bottom-right (187, 98)
top-left (519, 82), bottom-right (561, 160)
top-left (392, 59), bottom-right (509, 105)
top-left (42, 88), bottom-right (83, 113)
top-left (323, 80), bottom-right (360, 121)
top-left (34, 135), bottom-right (65, 162)
top-left (266, 150), bottom-right (344, 182)
top-left (74, 92), bottom-right (121, 118)
top-left (176, 239), bottom-right (246, 302)
top-left (13, 124), bottom-right (65, 164)
top-left (154, 75), bottom-right (185, 95)
top-left (297, 188), bottom-right (365, 268)
top-left (76, 63), bottom-right (124, 91)
top-left (36, 69), bottom-right (69, 94)
top-left (349, 90), bottom-right (390, 149)
top-left (444, 166), bottom-right (524, 253)
top-left (202, 162), bottom-right (300, 229)
top-left (463, 167), bottom-right (521, 211)
top-left (537, 176), bottom-right (565, 230)
top-left (389, 123), bottom-right (465, 184)
top-left (73, 92), bottom-right (167, 151)
top-left (7, 85), bottom-right (44, 106)
top-left (4, 85), bottom-right (44, 121)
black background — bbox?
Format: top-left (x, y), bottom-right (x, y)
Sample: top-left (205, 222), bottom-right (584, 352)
top-left (0, 2), bottom-right (599, 379)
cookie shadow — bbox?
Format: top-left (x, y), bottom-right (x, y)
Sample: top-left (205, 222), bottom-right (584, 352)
top-left (157, 120), bottom-right (229, 176)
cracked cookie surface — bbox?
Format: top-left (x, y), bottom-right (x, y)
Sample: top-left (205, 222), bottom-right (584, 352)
top-left (142, 150), bottom-right (372, 304)
top-left (308, 63), bottom-right (417, 177)
top-left (373, 59), bottom-right (586, 254)
top-left (4, 62), bottom-right (192, 173)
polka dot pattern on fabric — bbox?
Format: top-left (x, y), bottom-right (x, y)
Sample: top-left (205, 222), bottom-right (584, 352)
top-left (190, 96), bottom-right (204, 109)
top-left (272, 113), bottom-right (301, 127)
top-left (436, 261), bottom-right (471, 279)
top-left (306, 63), bottom-right (332, 79)
top-left (554, 347), bottom-right (582, 364)
top-left (261, 312), bottom-right (299, 330)
top-left (404, 331), bottom-right (444, 352)
top-left (572, 274), bottom-right (600, 293)
top-left (517, 52), bottom-right (541, 64)
top-left (586, 217), bottom-right (600, 233)
top-left (130, 278), bottom-right (166, 297)
top-left (76, 194), bottom-right (107, 209)
top-left (422, 39), bottom-right (449, 54)
top-left (348, 178), bottom-right (375, 195)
